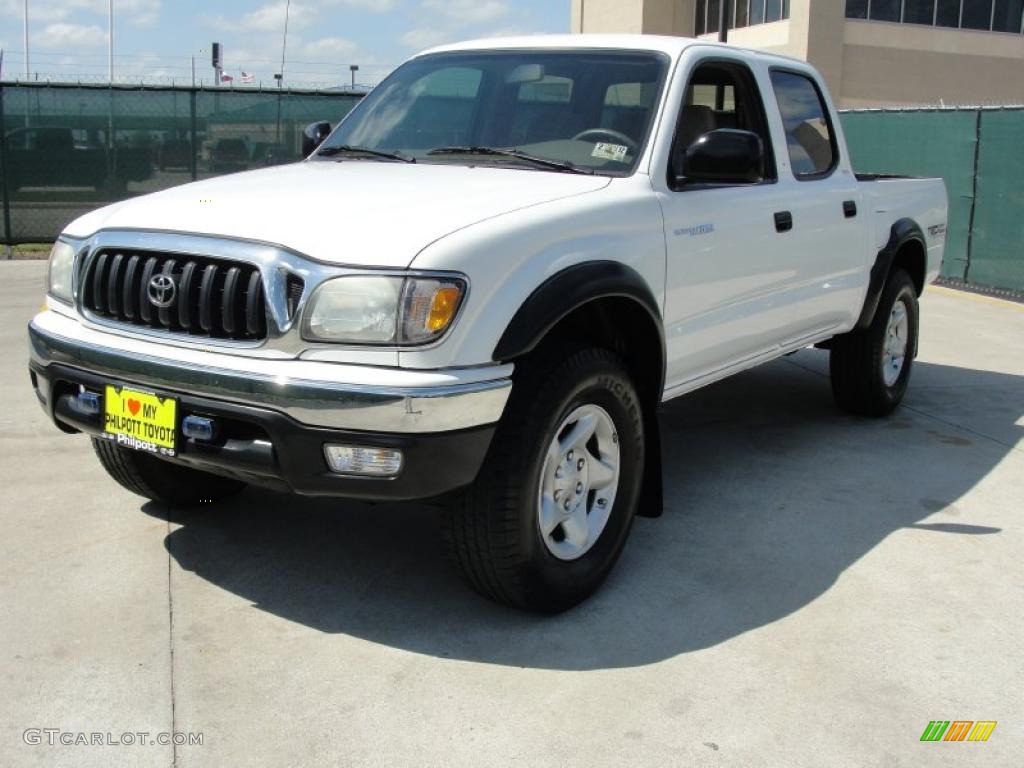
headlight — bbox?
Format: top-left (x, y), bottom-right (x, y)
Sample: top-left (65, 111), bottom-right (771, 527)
top-left (302, 275), bottom-right (466, 345)
top-left (47, 241), bottom-right (77, 304)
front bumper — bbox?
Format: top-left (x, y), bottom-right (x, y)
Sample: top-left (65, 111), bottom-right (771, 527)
top-left (29, 312), bottom-right (512, 500)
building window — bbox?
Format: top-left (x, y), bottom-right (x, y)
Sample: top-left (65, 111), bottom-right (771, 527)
top-left (904, 0), bottom-right (936, 23)
top-left (845, 0), bottom-right (1024, 32)
top-left (936, 0), bottom-right (963, 25)
top-left (846, 0), bottom-right (869, 17)
top-left (696, 1), bottom-right (790, 35)
top-left (993, 0), bottom-right (1024, 31)
top-left (962, 0), bottom-right (994, 27)
top-left (871, 0), bottom-right (902, 20)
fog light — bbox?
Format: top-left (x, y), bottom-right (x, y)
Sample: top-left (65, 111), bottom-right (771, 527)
top-left (182, 415), bottom-right (216, 441)
top-left (76, 390), bottom-right (101, 415)
top-left (324, 444), bottom-right (403, 477)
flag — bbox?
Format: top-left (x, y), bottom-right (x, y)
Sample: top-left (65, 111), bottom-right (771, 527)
top-left (241, 71), bottom-right (255, 84)
top-left (221, 73), bottom-right (234, 83)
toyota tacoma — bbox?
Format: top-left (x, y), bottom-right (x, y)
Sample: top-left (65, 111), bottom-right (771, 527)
top-left (29, 36), bottom-right (947, 612)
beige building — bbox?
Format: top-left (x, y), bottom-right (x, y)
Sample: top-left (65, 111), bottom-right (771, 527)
top-left (571, 0), bottom-right (1024, 107)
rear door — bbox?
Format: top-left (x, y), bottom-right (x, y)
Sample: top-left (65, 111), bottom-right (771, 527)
top-left (763, 68), bottom-right (868, 338)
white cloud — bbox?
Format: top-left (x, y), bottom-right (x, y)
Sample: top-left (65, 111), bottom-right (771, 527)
top-left (37, 23), bottom-right (107, 49)
top-left (478, 27), bottom-right (536, 39)
top-left (400, 27), bottom-right (458, 50)
top-left (423, 0), bottom-right (508, 24)
top-left (0, 0), bottom-right (161, 26)
top-left (0, 0), bottom-right (70, 22)
top-left (301, 36), bottom-right (359, 58)
top-left (123, 0), bottom-right (161, 27)
top-left (401, 0), bottom-right (520, 50)
top-left (241, 2), bottom-right (317, 31)
top-left (324, 0), bottom-right (397, 10)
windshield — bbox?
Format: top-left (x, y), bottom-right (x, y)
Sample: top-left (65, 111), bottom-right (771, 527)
top-left (317, 50), bottom-right (670, 176)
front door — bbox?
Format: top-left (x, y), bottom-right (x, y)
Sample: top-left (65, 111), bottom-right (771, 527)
top-left (658, 56), bottom-right (796, 392)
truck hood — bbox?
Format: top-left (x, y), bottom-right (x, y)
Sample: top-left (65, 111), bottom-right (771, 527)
top-left (64, 161), bottom-right (611, 267)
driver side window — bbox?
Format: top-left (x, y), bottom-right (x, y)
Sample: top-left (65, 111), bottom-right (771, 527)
top-left (669, 60), bottom-right (775, 188)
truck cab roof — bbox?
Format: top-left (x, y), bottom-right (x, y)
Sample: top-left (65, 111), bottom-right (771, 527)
top-left (424, 33), bottom-right (807, 68)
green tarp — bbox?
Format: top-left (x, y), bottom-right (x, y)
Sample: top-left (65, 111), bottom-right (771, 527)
top-left (841, 107), bottom-right (1024, 292)
top-left (1, 83), bottom-right (362, 244)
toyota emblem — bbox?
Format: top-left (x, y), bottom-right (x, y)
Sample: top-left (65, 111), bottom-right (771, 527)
top-left (147, 273), bottom-right (177, 308)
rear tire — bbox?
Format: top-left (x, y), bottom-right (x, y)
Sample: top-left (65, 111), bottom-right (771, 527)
top-left (91, 438), bottom-right (245, 507)
top-left (830, 269), bottom-right (919, 417)
top-left (443, 346), bottom-right (645, 613)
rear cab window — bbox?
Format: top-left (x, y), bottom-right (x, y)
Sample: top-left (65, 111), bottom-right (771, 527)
top-left (769, 70), bottom-right (838, 179)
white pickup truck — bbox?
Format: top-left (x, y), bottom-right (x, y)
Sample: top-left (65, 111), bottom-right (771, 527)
top-left (29, 35), bottom-right (947, 612)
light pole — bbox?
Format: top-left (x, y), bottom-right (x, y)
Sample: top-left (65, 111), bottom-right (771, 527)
top-left (279, 0), bottom-right (291, 89)
top-left (350, 64), bottom-right (359, 90)
top-left (23, 0), bottom-right (29, 78)
top-left (109, 0), bottom-right (114, 82)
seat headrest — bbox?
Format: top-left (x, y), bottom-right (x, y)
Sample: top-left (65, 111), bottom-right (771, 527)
top-left (677, 105), bottom-right (717, 149)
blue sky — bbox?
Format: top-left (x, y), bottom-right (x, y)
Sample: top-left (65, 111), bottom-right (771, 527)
top-left (0, 0), bottom-right (571, 87)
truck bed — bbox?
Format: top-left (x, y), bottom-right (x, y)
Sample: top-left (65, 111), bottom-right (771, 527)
top-left (858, 175), bottom-right (948, 286)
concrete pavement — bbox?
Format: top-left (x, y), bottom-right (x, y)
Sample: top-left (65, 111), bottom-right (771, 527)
top-left (1, 260), bottom-right (1021, 767)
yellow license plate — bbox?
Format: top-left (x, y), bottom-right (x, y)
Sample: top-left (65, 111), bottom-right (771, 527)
top-left (103, 385), bottom-right (177, 456)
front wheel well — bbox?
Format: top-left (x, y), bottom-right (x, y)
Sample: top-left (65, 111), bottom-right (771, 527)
top-left (516, 295), bottom-right (666, 517)
top-left (525, 296), bottom-right (665, 408)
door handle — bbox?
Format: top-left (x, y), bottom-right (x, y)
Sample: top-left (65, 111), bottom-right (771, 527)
top-left (843, 200), bottom-right (858, 218)
top-left (774, 211), bottom-right (793, 233)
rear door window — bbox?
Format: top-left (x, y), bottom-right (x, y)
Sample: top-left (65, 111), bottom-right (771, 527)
top-left (769, 70), bottom-right (837, 179)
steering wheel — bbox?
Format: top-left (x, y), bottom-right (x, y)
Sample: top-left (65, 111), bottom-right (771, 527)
top-left (571, 128), bottom-right (638, 153)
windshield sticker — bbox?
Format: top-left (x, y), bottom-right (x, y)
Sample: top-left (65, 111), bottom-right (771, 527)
top-left (592, 142), bottom-right (628, 163)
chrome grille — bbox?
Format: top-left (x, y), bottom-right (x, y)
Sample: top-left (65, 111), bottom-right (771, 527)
top-left (80, 249), bottom-right (271, 341)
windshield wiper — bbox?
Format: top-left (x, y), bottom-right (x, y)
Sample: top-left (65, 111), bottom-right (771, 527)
top-left (427, 146), bottom-right (594, 175)
top-left (317, 145), bottom-right (415, 163)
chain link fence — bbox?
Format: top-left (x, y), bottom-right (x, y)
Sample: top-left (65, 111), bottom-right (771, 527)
top-left (3, 87), bottom-right (1022, 293)
top-left (1, 82), bottom-right (363, 245)
top-left (840, 106), bottom-right (1024, 293)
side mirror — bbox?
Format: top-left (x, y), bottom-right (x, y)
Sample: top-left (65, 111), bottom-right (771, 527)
top-left (302, 121), bottom-right (332, 157)
top-left (677, 128), bottom-right (764, 185)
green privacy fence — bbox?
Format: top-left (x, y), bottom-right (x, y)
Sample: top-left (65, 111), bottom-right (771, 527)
top-left (840, 107), bottom-right (1024, 293)
top-left (4, 88), bottom-right (1023, 293)
top-left (0, 82), bottom-right (363, 245)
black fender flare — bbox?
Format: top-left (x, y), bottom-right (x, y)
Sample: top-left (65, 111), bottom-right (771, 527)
top-left (856, 218), bottom-right (925, 329)
top-left (493, 261), bottom-right (666, 518)
top-left (493, 261), bottom-right (664, 373)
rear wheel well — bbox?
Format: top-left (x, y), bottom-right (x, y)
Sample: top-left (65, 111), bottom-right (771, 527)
top-left (892, 238), bottom-right (926, 296)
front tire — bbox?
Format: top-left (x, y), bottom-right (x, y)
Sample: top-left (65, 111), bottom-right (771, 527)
top-left (830, 269), bottom-right (919, 417)
top-left (91, 438), bottom-right (245, 507)
top-left (443, 347), bottom-right (645, 613)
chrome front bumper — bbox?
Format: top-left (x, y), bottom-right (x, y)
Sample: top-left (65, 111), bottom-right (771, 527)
top-left (29, 311), bottom-right (513, 434)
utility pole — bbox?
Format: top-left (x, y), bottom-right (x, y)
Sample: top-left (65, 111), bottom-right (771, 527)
top-left (718, 0), bottom-right (730, 43)
top-left (108, 0), bottom-right (114, 82)
top-left (276, 0), bottom-right (291, 145)
top-left (279, 0), bottom-right (291, 89)
top-left (23, 0), bottom-right (29, 78)
top-left (107, 0), bottom-right (116, 201)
